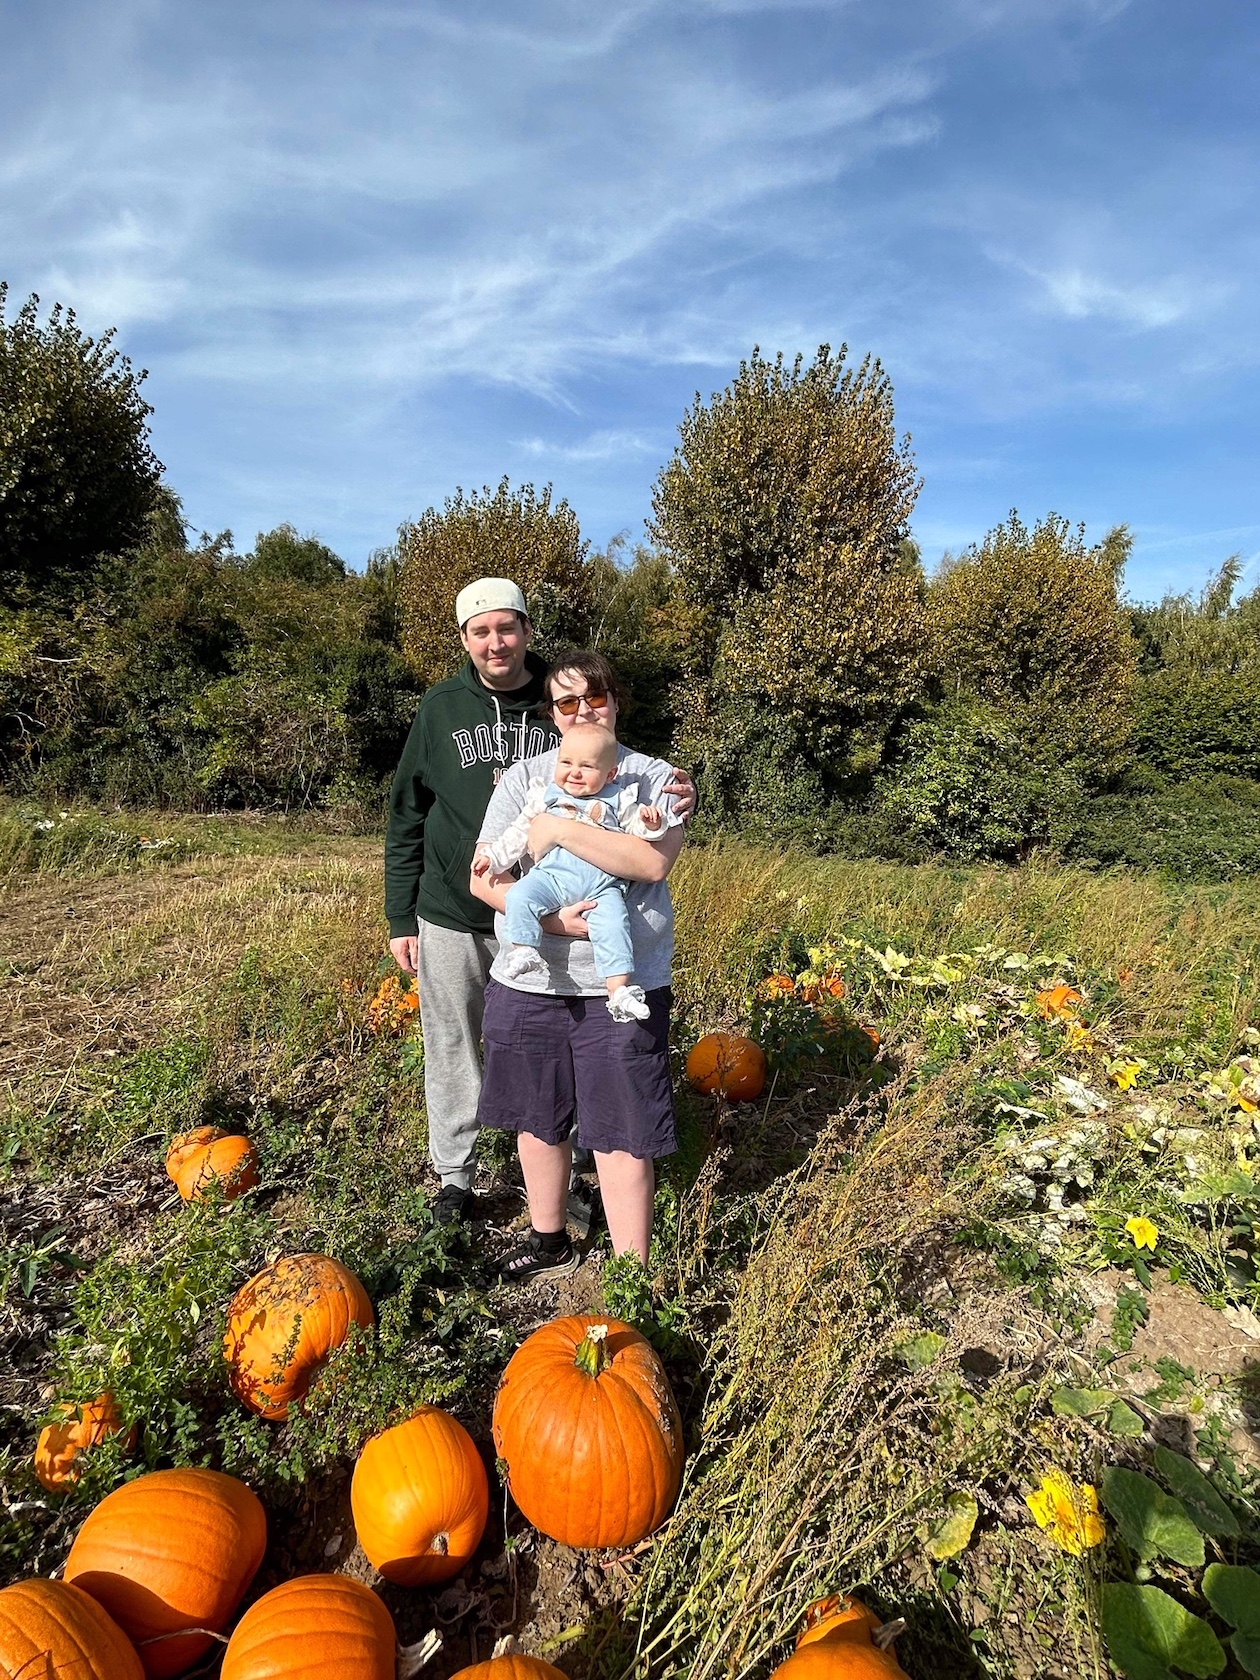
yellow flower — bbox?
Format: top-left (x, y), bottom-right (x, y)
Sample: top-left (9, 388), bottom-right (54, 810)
top-left (1025, 1470), bottom-right (1106, 1555)
top-left (1064, 1022), bottom-right (1096, 1054)
top-left (1110, 1061), bottom-right (1143, 1091)
top-left (1125, 1215), bottom-right (1159, 1251)
top-left (1240, 1093), bottom-right (1259, 1115)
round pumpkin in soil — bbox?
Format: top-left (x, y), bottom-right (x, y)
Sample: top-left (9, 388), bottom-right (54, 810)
top-left (351, 1404), bottom-right (489, 1585)
top-left (0, 1578), bottom-right (145, 1680)
top-left (35, 1392), bottom-right (134, 1491)
top-left (165, 1126), bottom-right (259, 1202)
top-left (685, 1033), bottom-right (767, 1103)
top-left (221, 1575), bottom-right (394, 1680)
top-left (771, 1596), bottom-right (910, 1680)
top-left (449, 1658), bottom-right (567, 1680)
top-left (64, 1465), bottom-right (267, 1680)
top-left (493, 1316), bottom-right (683, 1550)
top-left (224, 1252), bottom-right (374, 1419)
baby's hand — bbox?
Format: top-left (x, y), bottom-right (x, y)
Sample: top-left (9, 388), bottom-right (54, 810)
top-left (639, 804), bottom-right (663, 832)
top-left (471, 846), bottom-right (493, 878)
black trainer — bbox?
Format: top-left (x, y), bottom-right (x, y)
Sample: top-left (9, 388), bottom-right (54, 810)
top-left (498, 1231), bottom-right (579, 1283)
top-left (434, 1184), bottom-right (475, 1227)
top-left (566, 1176), bottom-right (603, 1240)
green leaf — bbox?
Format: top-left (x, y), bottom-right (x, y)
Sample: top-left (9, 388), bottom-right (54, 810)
top-left (923, 1491), bottom-right (979, 1560)
top-left (1052, 1385), bottom-right (1116, 1416)
top-left (1231, 1633), bottom-right (1260, 1679)
top-left (1203, 1565), bottom-right (1260, 1635)
top-left (897, 1331), bottom-right (947, 1370)
top-left (1154, 1451), bottom-right (1240, 1539)
top-left (1108, 1400), bottom-right (1147, 1437)
top-left (1101, 1467), bottom-right (1205, 1567)
top-left (1101, 1584), bottom-right (1225, 1680)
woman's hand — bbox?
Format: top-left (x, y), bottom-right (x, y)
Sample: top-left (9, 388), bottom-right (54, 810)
top-left (664, 768), bottom-right (697, 822)
top-left (540, 900), bottom-right (596, 938)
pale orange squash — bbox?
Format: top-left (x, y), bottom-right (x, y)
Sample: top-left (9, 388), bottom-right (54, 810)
top-left (223, 1252), bottom-right (374, 1419)
top-left (351, 1405), bottom-right (489, 1585)
top-left (492, 1317), bottom-right (683, 1550)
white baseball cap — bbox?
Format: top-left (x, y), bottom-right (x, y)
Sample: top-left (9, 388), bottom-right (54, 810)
top-left (455, 577), bottom-right (528, 628)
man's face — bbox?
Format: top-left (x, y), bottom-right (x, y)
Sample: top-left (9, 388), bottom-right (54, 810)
top-left (555, 741), bottom-right (616, 797)
top-left (460, 610), bottom-right (531, 688)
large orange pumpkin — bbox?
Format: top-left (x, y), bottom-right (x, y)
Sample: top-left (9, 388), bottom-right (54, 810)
top-left (685, 1033), bottom-right (767, 1103)
top-left (64, 1466), bottom-right (266, 1680)
top-left (220, 1575), bottom-right (394, 1680)
top-left (0, 1578), bottom-right (145, 1680)
top-left (165, 1127), bottom-right (259, 1202)
top-left (224, 1252), bottom-right (374, 1419)
top-left (492, 1316), bottom-right (683, 1550)
top-left (449, 1659), bottom-right (566, 1680)
top-left (351, 1405), bottom-right (489, 1585)
top-left (771, 1596), bottom-right (910, 1680)
top-left (35, 1392), bottom-right (134, 1491)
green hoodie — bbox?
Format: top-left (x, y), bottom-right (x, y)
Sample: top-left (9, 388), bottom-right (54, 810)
top-left (385, 652), bottom-right (558, 937)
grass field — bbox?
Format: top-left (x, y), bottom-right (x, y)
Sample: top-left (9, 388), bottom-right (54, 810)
top-left (3, 807), bottom-right (1259, 1679)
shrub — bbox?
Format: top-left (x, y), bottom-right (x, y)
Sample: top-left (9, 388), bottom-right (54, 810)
top-left (587, 541), bottom-right (690, 759)
top-left (880, 699), bottom-right (1085, 862)
top-left (396, 479), bottom-right (593, 686)
top-left (927, 513), bottom-right (1137, 782)
top-left (650, 344), bottom-right (924, 818)
top-left (0, 286), bottom-right (162, 606)
top-left (1066, 774), bottom-right (1260, 881)
top-left (1133, 670), bottom-right (1260, 783)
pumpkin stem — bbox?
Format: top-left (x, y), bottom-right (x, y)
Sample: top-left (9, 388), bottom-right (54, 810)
top-left (430, 1532), bottom-right (449, 1555)
top-left (574, 1322), bottom-right (613, 1377)
top-left (398, 1629), bottom-right (442, 1679)
top-left (493, 1637), bottom-right (523, 1659)
top-left (873, 1619), bottom-right (906, 1651)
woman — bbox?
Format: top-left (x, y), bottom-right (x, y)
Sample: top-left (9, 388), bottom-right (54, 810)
top-left (469, 649), bottom-right (688, 1282)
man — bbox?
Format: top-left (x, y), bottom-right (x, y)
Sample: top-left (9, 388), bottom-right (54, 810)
top-left (386, 578), bottom-right (562, 1225)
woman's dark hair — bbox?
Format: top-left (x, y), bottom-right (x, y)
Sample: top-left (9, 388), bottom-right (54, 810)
top-left (543, 648), bottom-right (629, 711)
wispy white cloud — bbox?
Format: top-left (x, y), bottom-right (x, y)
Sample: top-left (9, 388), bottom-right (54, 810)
top-left (515, 430), bottom-right (657, 462)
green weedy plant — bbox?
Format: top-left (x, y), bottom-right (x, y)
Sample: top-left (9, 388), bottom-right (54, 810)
top-left (396, 478), bottom-right (593, 687)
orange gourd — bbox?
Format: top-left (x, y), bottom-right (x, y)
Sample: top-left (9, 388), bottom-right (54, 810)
top-left (772, 1596), bottom-right (910, 1680)
top-left (224, 1252), bottom-right (374, 1419)
top-left (449, 1659), bottom-right (566, 1680)
top-left (165, 1127), bottom-right (259, 1202)
top-left (0, 1578), bottom-right (144, 1680)
top-left (1035, 984), bottom-right (1084, 1021)
top-left (351, 1405), bottom-right (489, 1585)
top-left (492, 1316), bottom-right (683, 1550)
top-left (220, 1575), bottom-right (394, 1680)
top-left (685, 1033), bottom-right (767, 1103)
top-left (35, 1392), bottom-right (133, 1490)
top-left (64, 1466), bottom-right (266, 1680)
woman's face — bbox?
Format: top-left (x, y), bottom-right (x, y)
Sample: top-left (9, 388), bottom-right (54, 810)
top-left (548, 667), bottom-right (619, 736)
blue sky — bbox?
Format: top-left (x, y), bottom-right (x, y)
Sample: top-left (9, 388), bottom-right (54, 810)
top-left (2, 0), bottom-right (1256, 599)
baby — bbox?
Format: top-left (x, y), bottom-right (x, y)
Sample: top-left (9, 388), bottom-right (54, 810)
top-left (473, 723), bottom-right (663, 1023)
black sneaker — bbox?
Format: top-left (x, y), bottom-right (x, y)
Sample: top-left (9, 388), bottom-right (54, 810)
top-left (498, 1233), bottom-right (579, 1283)
top-left (434, 1184), bottom-right (475, 1227)
top-left (566, 1177), bottom-right (603, 1240)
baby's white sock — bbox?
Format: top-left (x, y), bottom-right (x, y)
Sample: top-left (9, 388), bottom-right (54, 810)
top-left (503, 946), bottom-right (546, 979)
top-left (607, 983), bottom-right (650, 1023)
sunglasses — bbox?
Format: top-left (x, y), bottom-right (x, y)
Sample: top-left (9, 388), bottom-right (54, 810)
top-left (551, 689), bottom-right (610, 716)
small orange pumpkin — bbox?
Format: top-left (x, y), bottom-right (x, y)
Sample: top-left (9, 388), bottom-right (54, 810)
top-left (64, 1466), bottom-right (266, 1680)
top-left (757, 973), bottom-right (797, 999)
top-left (165, 1127), bottom-right (259, 1202)
top-left (685, 1033), bottom-right (767, 1103)
top-left (224, 1252), bottom-right (374, 1419)
top-left (35, 1392), bottom-right (134, 1491)
top-left (772, 1596), bottom-right (910, 1680)
top-left (0, 1578), bottom-right (145, 1680)
top-left (449, 1659), bottom-right (567, 1680)
top-left (493, 1316), bottom-right (683, 1550)
top-left (351, 1405), bottom-right (489, 1586)
top-left (800, 975), bottom-right (847, 1004)
top-left (1035, 984), bottom-right (1083, 1021)
top-left (220, 1575), bottom-right (394, 1680)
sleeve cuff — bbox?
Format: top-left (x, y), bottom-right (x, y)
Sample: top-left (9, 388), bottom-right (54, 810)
top-left (388, 917), bottom-right (419, 939)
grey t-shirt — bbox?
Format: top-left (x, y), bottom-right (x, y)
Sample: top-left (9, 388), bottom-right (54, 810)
top-left (479, 746), bottom-right (681, 996)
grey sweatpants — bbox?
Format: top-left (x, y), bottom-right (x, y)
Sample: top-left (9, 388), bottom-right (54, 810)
top-left (416, 920), bottom-right (498, 1189)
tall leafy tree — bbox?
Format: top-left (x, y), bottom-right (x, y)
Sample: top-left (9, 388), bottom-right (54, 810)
top-left (0, 286), bottom-right (163, 605)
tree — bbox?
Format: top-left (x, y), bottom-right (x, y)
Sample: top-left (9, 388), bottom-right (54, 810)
top-left (649, 344), bottom-right (924, 820)
top-left (926, 512), bottom-right (1137, 780)
top-left (0, 285), bottom-right (163, 605)
top-left (396, 479), bottom-right (592, 687)
top-left (243, 523), bottom-right (346, 587)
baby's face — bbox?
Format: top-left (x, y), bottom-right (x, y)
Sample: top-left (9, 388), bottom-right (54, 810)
top-left (556, 747), bottom-right (615, 797)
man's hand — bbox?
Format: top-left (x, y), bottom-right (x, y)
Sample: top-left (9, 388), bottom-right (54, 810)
top-left (540, 900), bottom-right (596, 938)
top-left (526, 812), bottom-right (563, 859)
top-left (664, 768), bottom-right (697, 822)
top-left (390, 934), bottom-right (419, 977)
